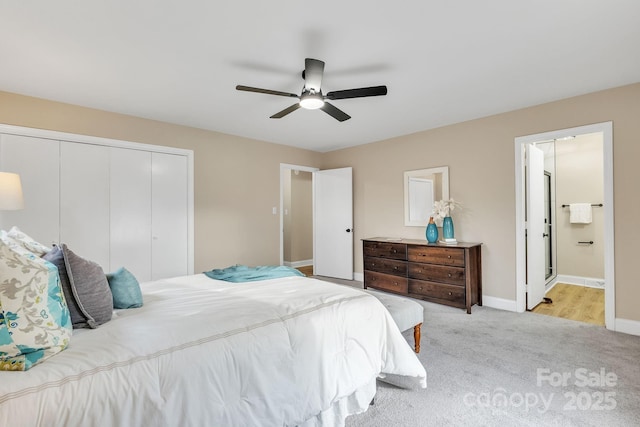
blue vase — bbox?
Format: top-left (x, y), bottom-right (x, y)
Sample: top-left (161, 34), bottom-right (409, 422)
top-left (443, 216), bottom-right (454, 239)
top-left (426, 221), bottom-right (438, 243)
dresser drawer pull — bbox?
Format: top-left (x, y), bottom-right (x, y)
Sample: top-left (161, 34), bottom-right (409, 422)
top-left (447, 255), bottom-right (452, 259)
top-left (393, 266), bottom-right (398, 270)
top-left (448, 273), bottom-right (452, 277)
top-left (448, 292), bottom-right (452, 296)
top-left (393, 249), bottom-right (397, 253)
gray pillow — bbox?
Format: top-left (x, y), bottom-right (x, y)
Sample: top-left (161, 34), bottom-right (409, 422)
top-left (43, 244), bottom-right (113, 329)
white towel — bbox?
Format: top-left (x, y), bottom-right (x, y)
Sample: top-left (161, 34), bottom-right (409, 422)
top-left (569, 203), bottom-right (592, 224)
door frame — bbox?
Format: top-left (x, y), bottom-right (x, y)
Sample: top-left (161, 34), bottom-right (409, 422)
top-left (279, 163), bottom-right (319, 266)
top-left (514, 121), bottom-right (614, 329)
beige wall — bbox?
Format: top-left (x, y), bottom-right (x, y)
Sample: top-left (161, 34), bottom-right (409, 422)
top-left (321, 83), bottom-right (640, 322)
top-left (1, 83), bottom-right (639, 322)
top-left (0, 91), bottom-right (321, 272)
top-left (555, 134), bottom-right (604, 279)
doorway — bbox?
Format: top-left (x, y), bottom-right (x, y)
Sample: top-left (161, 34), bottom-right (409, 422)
top-left (514, 122), bottom-right (615, 329)
top-left (280, 164), bottom-right (317, 270)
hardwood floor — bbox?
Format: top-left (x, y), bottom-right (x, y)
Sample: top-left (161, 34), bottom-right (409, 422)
top-left (295, 265), bottom-right (314, 276)
top-left (531, 283), bottom-right (604, 326)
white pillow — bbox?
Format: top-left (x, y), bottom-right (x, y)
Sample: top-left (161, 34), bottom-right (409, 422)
top-left (0, 230), bottom-right (27, 253)
top-left (7, 226), bottom-right (52, 256)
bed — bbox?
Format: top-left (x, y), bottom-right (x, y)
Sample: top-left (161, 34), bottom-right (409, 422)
top-left (0, 273), bottom-right (427, 426)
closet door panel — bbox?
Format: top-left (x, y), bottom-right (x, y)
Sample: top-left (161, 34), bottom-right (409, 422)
top-left (110, 148), bottom-right (152, 282)
top-left (152, 152), bottom-right (188, 280)
top-left (60, 142), bottom-right (110, 269)
top-left (0, 134), bottom-right (60, 246)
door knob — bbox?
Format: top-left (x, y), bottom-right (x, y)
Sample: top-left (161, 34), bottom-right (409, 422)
top-left (346, 228), bottom-right (351, 232)
top-left (543, 233), bottom-right (549, 237)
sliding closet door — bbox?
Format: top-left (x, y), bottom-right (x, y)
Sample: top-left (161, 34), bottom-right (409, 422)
top-left (1, 125), bottom-right (193, 278)
top-left (0, 134), bottom-right (59, 245)
top-left (151, 152), bottom-right (188, 280)
top-left (110, 148), bottom-right (153, 282)
top-left (60, 142), bottom-right (110, 269)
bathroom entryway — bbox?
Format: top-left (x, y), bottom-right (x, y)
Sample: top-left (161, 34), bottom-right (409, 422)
top-left (514, 122), bottom-right (614, 329)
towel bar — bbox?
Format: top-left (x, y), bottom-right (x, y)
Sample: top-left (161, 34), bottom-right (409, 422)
top-left (562, 203), bottom-right (603, 208)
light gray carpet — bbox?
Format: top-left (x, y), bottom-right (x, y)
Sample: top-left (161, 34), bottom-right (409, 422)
top-left (317, 278), bottom-right (640, 427)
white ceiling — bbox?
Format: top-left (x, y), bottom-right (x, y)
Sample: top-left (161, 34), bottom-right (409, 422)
top-left (2, 1), bottom-right (639, 152)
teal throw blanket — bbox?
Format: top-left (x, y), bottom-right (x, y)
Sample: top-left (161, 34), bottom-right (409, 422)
top-left (204, 265), bottom-right (305, 282)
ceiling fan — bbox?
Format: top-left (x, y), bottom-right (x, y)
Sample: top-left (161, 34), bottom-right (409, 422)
top-left (236, 58), bottom-right (387, 122)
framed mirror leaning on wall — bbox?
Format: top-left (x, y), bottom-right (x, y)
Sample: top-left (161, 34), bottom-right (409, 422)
top-left (404, 166), bottom-right (449, 226)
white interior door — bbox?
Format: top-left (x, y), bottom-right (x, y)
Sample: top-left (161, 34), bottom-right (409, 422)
top-left (314, 167), bottom-right (353, 279)
top-left (60, 141), bottom-right (111, 269)
top-left (110, 148), bottom-right (152, 281)
top-left (526, 144), bottom-right (546, 309)
top-left (151, 152), bottom-right (189, 280)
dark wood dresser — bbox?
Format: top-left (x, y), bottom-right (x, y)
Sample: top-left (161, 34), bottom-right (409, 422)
top-left (363, 238), bottom-right (482, 313)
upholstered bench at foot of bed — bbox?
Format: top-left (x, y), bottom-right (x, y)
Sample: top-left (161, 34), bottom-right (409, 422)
top-left (364, 289), bottom-right (424, 353)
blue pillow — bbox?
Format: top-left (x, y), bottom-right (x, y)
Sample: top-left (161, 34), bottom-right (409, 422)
top-left (106, 267), bottom-right (143, 309)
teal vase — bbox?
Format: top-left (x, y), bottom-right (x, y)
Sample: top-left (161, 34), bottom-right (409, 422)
top-left (443, 216), bottom-right (454, 239)
top-left (426, 220), bottom-right (438, 243)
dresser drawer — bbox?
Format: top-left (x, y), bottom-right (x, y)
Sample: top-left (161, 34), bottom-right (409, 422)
top-left (364, 256), bottom-right (407, 276)
top-left (363, 241), bottom-right (407, 260)
top-left (409, 279), bottom-right (465, 303)
top-left (408, 263), bottom-right (465, 286)
top-left (364, 271), bottom-right (408, 294)
top-left (408, 246), bottom-right (465, 267)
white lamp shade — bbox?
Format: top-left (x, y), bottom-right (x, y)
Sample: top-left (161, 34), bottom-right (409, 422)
top-left (0, 172), bottom-right (25, 210)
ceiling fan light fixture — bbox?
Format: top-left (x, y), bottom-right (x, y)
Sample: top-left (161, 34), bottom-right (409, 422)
top-left (236, 58), bottom-right (387, 121)
top-left (299, 92), bottom-right (325, 110)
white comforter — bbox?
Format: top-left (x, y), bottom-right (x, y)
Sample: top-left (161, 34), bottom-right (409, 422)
top-left (0, 274), bottom-right (426, 427)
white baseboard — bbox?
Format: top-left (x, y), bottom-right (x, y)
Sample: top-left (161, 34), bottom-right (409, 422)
top-left (482, 296), bottom-right (518, 312)
top-left (555, 274), bottom-right (605, 289)
top-left (283, 259), bottom-right (313, 268)
top-left (353, 272), bottom-right (363, 282)
top-left (614, 318), bottom-right (640, 336)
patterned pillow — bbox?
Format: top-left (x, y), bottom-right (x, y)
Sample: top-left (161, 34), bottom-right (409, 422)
top-left (0, 241), bottom-right (72, 371)
top-left (6, 226), bottom-right (52, 256)
top-left (43, 244), bottom-right (113, 329)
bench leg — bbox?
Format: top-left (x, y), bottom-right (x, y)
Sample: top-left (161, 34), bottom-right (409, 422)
top-left (413, 323), bottom-right (422, 353)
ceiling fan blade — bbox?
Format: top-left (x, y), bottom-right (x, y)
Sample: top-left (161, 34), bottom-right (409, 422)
top-left (320, 102), bottom-right (351, 122)
top-left (325, 85), bottom-right (388, 100)
top-left (270, 103), bottom-right (301, 119)
top-left (236, 85), bottom-right (299, 98)
top-left (304, 58), bottom-right (325, 92)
